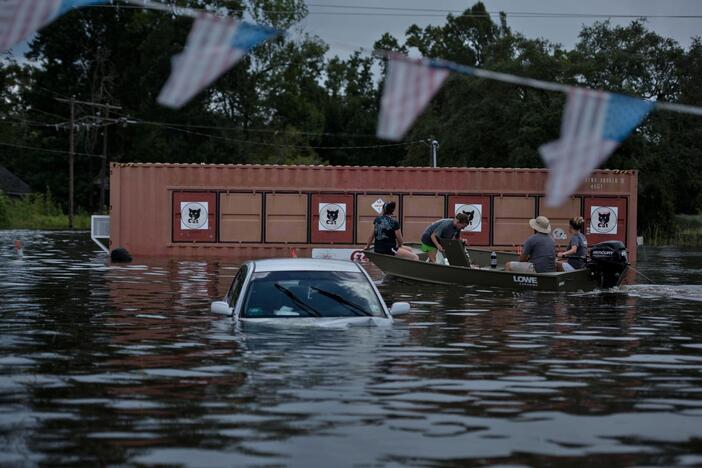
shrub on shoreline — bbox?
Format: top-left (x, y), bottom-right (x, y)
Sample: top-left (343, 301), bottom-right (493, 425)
top-left (642, 215), bottom-right (702, 247)
top-left (0, 190), bottom-right (90, 229)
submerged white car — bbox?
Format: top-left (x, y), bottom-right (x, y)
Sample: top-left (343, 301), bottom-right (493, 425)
top-left (211, 258), bottom-right (410, 326)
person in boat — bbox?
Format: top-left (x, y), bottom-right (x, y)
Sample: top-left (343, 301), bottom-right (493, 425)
top-left (505, 216), bottom-right (556, 273)
top-left (556, 216), bottom-right (588, 272)
top-left (419, 212), bottom-right (470, 263)
top-left (363, 201), bottom-right (419, 261)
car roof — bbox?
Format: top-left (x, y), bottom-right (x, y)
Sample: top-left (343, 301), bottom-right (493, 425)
top-left (251, 258), bottom-right (363, 273)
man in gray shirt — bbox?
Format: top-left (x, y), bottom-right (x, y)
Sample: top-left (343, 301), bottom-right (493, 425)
top-left (420, 213), bottom-right (470, 263)
top-left (505, 216), bottom-right (556, 273)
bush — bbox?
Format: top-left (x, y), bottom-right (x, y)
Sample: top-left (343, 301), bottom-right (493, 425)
top-left (643, 214), bottom-right (702, 247)
top-left (0, 190), bottom-right (9, 228)
top-left (0, 188), bottom-right (89, 230)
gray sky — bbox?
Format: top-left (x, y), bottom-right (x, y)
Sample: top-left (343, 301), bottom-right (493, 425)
top-left (8, 1), bottom-right (701, 69)
top-left (297, 0), bottom-right (702, 59)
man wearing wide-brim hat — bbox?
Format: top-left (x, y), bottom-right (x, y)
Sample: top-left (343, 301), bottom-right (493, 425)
top-left (505, 216), bottom-right (556, 273)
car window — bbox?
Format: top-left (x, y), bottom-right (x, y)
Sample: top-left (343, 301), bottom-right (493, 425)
top-left (241, 270), bottom-right (385, 318)
top-left (227, 265), bottom-right (248, 307)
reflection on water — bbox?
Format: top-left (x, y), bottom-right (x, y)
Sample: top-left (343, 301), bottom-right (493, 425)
top-left (1, 231), bottom-right (701, 466)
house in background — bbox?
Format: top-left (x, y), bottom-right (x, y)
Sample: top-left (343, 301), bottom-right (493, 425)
top-left (0, 165), bottom-right (31, 197)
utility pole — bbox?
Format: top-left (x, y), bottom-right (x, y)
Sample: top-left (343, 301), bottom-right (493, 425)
top-left (99, 107), bottom-right (109, 212)
top-left (55, 98), bottom-right (122, 224)
top-left (68, 96), bottom-right (75, 228)
top-left (430, 138), bottom-right (439, 168)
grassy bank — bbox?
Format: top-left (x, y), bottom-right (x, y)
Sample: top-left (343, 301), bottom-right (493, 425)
top-left (643, 215), bottom-right (702, 247)
top-left (0, 190), bottom-right (90, 230)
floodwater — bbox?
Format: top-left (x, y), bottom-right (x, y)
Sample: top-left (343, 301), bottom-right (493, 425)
top-left (1, 231), bottom-right (701, 467)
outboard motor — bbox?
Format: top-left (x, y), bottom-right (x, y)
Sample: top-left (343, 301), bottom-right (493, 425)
top-left (586, 241), bottom-right (629, 289)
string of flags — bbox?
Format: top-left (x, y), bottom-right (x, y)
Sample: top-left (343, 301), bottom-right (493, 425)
top-left (0, 0), bottom-right (280, 110)
top-left (539, 89), bottom-right (654, 207)
top-left (376, 55), bottom-right (449, 141)
top-left (156, 14), bottom-right (278, 108)
top-left (0, 0), bottom-right (110, 51)
top-left (2, 1), bottom-right (702, 206)
top-left (376, 53), bottom-right (700, 207)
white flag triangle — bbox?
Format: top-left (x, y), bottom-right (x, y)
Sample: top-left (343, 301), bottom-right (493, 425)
top-left (377, 54), bottom-right (449, 141)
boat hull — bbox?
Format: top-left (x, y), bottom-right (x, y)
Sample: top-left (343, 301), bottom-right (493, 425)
top-left (365, 251), bottom-right (602, 292)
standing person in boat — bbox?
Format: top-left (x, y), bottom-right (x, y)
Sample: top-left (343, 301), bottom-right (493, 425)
top-left (419, 212), bottom-right (470, 263)
top-left (363, 201), bottom-right (419, 261)
top-left (556, 216), bottom-right (588, 271)
top-left (505, 216), bottom-right (556, 273)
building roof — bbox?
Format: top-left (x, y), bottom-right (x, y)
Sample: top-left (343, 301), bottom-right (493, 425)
top-left (111, 162), bottom-right (636, 174)
top-left (0, 165), bottom-right (31, 196)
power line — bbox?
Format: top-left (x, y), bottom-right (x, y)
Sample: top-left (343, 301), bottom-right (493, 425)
top-left (0, 141), bottom-right (105, 159)
top-left (84, 2), bottom-right (702, 20)
top-left (305, 3), bottom-right (702, 19)
top-left (0, 116), bottom-right (423, 151)
top-left (3, 101), bottom-right (404, 141)
top-left (0, 117), bottom-right (62, 127)
top-left (27, 107), bottom-right (67, 120)
top-left (136, 120), bottom-right (424, 150)
top-left (127, 118), bottom-right (383, 139)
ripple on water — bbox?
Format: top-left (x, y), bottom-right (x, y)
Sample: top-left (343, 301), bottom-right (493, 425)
top-left (1, 232), bottom-right (702, 465)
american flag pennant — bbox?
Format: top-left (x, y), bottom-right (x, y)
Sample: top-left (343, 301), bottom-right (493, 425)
top-left (539, 88), bottom-right (654, 207)
top-left (157, 14), bottom-right (278, 109)
top-left (377, 54), bottom-right (450, 141)
top-left (0, 0), bottom-right (107, 52)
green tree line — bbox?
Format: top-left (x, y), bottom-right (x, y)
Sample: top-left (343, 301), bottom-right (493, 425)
top-left (0, 1), bottom-right (700, 235)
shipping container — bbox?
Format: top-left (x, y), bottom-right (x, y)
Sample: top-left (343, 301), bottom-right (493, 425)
top-left (109, 164), bottom-right (639, 263)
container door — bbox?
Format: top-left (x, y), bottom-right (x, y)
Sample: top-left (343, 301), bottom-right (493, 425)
top-left (448, 195), bottom-right (490, 246)
top-left (539, 197), bottom-right (582, 249)
top-left (356, 194), bottom-right (400, 244)
top-left (493, 196), bottom-right (536, 247)
top-left (265, 193), bottom-right (308, 243)
top-left (584, 197), bottom-right (627, 245)
top-left (402, 195), bottom-right (445, 243)
top-left (173, 191), bottom-right (217, 242)
top-left (311, 194), bottom-right (354, 244)
top-left (220, 193), bottom-right (263, 242)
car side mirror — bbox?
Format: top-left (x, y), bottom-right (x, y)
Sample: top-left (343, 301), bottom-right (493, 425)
top-left (389, 302), bottom-right (410, 316)
top-left (211, 301), bottom-right (233, 316)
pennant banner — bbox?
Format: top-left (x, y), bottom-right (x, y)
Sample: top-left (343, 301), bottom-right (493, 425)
top-left (539, 88), bottom-right (654, 207)
top-left (0, 0), bottom-right (108, 52)
top-left (376, 54), bottom-right (449, 141)
top-left (157, 14), bottom-right (278, 109)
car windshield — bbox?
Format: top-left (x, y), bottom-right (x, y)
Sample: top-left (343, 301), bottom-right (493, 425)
top-left (241, 270), bottom-right (386, 318)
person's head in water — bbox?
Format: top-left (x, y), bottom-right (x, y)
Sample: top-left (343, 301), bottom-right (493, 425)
top-left (569, 216), bottom-right (585, 232)
top-left (383, 201), bottom-right (396, 216)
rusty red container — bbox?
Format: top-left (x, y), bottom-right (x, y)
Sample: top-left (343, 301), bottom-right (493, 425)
top-left (109, 164), bottom-right (639, 263)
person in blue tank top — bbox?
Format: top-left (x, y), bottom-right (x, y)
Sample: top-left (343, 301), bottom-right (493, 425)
top-left (557, 216), bottom-right (588, 271)
top-left (363, 202), bottom-right (418, 261)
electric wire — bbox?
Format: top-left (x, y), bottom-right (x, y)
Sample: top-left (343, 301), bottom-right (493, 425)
top-left (135, 120), bottom-right (424, 150)
top-left (88, 2), bottom-right (702, 20)
top-left (123, 117), bottom-right (384, 139)
top-left (0, 141), bottom-right (105, 159)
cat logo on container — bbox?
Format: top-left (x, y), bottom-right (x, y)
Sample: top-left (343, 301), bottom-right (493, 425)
top-left (590, 206), bottom-right (618, 235)
top-left (180, 201), bottom-right (208, 230)
top-left (319, 203), bottom-right (347, 231)
top-left (454, 203), bottom-right (482, 232)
